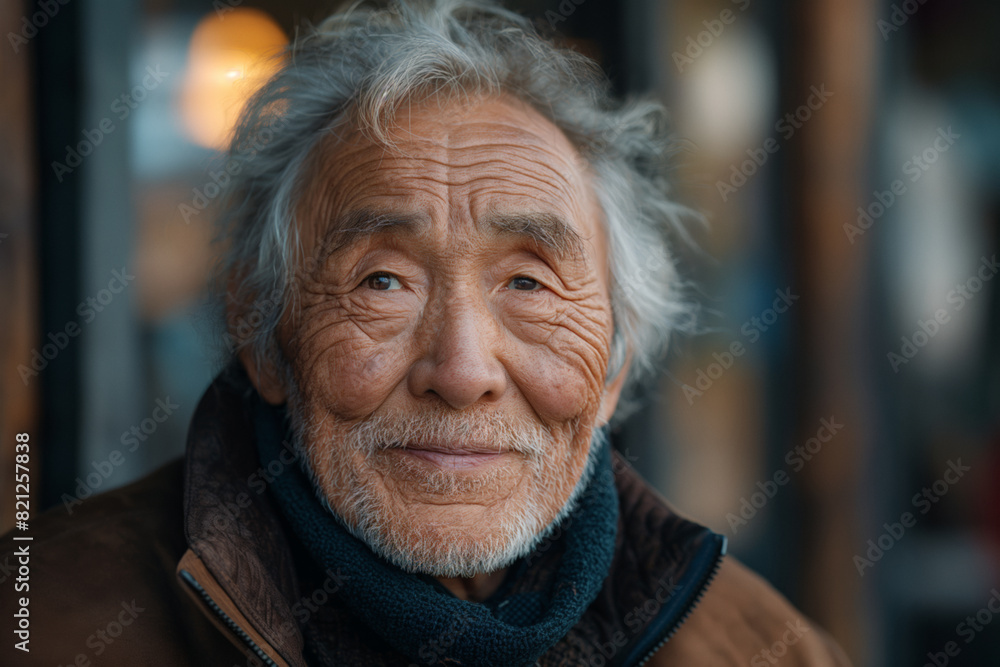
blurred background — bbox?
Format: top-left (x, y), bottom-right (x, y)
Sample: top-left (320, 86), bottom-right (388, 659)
top-left (2, 0), bottom-right (999, 664)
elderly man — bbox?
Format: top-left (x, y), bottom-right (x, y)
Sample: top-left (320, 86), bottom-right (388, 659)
top-left (3, 1), bottom-right (850, 665)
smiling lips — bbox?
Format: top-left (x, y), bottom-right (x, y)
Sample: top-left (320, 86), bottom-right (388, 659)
top-left (397, 444), bottom-right (510, 469)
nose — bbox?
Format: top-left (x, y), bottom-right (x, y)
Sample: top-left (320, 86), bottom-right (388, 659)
top-left (407, 296), bottom-right (508, 410)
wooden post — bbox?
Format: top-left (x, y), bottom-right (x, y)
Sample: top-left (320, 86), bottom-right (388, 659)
top-left (0, 0), bottom-right (39, 532)
top-left (786, 0), bottom-right (878, 660)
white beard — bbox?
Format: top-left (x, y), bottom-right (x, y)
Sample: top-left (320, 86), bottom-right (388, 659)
top-left (286, 386), bottom-right (602, 578)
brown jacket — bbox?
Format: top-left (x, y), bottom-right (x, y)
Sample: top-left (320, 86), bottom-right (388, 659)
top-left (1, 376), bottom-right (851, 666)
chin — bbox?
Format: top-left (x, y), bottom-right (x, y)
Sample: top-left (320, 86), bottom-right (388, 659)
top-left (289, 399), bottom-right (604, 578)
top-left (346, 492), bottom-right (554, 578)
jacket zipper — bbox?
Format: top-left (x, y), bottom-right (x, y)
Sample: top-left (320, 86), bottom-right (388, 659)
top-left (632, 533), bottom-right (728, 666)
top-left (179, 569), bottom-right (279, 667)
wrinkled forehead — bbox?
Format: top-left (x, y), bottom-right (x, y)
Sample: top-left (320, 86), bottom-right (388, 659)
top-left (294, 95), bottom-right (607, 268)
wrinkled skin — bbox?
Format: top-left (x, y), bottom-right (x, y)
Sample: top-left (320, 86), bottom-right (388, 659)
top-left (242, 95), bottom-right (626, 600)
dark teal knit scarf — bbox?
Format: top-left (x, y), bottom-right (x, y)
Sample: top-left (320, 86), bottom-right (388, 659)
top-left (255, 402), bottom-right (618, 667)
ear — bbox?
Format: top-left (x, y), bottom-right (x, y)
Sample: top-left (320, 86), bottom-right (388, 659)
top-left (238, 346), bottom-right (288, 405)
top-left (597, 353), bottom-right (630, 426)
top-left (226, 288), bottom-right (289, 405)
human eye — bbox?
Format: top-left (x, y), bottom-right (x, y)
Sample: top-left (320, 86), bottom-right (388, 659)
top-left (507, 275), bottom-right (543, 292)
top-left (362, 272), bottom-right (403, 291)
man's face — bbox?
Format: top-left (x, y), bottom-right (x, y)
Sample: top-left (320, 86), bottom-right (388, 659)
top-left (251, 95), bottom-right (623, 577)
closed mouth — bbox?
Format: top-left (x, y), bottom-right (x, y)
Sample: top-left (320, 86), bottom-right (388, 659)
top-left (396, 443), bottom-right (511, 469)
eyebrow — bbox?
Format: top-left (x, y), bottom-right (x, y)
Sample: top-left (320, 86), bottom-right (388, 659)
top-left (480, 212), bottom-right (588, 261)
top-left (314, 208), bottom-right (588, 265)
top-left (315, 208), bottom-right (424, 261)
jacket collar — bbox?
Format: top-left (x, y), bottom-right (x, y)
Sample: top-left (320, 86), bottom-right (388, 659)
top-left (180, 368), bottom-right (307, 666)
top-left (176, 368), bottom-right (725, 667)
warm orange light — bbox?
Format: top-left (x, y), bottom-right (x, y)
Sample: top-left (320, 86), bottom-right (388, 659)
top-left (179, 8), bottom-right (287, 150)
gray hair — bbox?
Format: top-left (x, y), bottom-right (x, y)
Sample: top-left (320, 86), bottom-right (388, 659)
top-left (217, 0), bottom-right (695, 419)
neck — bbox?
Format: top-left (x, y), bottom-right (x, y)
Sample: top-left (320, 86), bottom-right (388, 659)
top-left (435, 567), bottom-right (508, 602)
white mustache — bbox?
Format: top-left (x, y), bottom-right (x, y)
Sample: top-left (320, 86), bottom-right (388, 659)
top-left (343, 408), bottom-right (553, 459)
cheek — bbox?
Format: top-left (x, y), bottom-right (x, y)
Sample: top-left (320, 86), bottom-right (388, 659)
top-left (504, 303), bottom-right (613, 426)
top-left (287, 298), bottom-right (415, 419)
top-left (514, 355), bottom-right (592, 423)
top-left (330, 347), bottom-right (406, 416)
